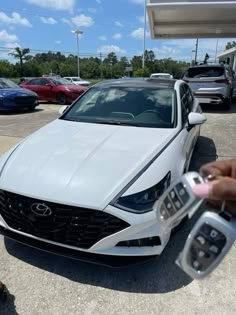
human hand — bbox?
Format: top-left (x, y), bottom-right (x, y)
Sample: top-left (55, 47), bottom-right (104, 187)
top-left (192, 159), bottom-right (236, 215)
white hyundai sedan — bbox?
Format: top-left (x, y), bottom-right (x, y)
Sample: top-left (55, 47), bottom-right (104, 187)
top-left (0, 78), bottom-right (206, 265)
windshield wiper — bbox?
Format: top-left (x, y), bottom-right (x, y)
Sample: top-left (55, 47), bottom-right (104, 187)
top-left (93, 120), bottom-right (139, 126)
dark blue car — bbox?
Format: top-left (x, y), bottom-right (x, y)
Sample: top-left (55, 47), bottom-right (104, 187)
top-left (0, 78), bottom-right (38, 111)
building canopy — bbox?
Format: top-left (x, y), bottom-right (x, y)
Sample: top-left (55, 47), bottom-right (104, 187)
top-left (147, 0), bottom-right (236, 39)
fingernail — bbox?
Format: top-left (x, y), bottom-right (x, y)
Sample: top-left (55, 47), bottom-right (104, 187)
top-left (192, 183), bottom-right (211, 198)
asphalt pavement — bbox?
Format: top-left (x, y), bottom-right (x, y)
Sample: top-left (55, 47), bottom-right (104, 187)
top-left (0, 102), bottom-right (235, 315)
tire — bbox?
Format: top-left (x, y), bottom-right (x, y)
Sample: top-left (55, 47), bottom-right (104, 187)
top-left (223, 97), bottom-right (231, 110)
top-left (28, 105), bottom-right (36, 111)
top-left (56, 92), bottom-right (67, 105)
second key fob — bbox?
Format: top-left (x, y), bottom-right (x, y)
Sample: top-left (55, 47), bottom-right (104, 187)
top-left (176, 211), bottom-right (236, 279)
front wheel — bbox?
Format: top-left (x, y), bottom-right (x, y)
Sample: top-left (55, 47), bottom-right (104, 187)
top-left (223, 97), bottom-right (231, 110)
top-left (56, 92), bottom-right (67, 105)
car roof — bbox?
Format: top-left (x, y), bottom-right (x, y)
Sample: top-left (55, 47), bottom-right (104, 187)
top-left (188, 63), bottom-right (226, 69)
top-left (95, 78), bottom-right (176, 88)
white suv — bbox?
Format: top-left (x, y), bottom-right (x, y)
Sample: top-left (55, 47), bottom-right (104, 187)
top-left (183, 64), bottom-right (236, 110)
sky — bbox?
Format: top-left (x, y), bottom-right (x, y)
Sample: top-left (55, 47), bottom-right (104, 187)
top-left (0, 0), bottom-right (235, 64)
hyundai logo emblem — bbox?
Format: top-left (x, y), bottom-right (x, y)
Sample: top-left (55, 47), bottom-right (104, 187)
top-left (31, 203), bottom-right (52, 216)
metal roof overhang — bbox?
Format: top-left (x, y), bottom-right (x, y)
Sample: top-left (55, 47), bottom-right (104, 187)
top-left (147, 0), bottom-right (236, 39)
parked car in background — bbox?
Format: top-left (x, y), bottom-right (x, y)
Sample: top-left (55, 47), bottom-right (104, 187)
top-left (0, 78), bottom-right (38, 111)
top-left (20, 77), bottom-right (87, 105)
top-left (63, 77), bottom-right (91, 87)
top-left (150, 73), bottom-right (173, 79)
top-left (183, 63), bottom-right (236, 110)
top-left (0, 78), bottom-right (206, 264)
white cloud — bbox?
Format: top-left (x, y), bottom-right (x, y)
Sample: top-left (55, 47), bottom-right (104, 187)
top-left (130, 27), bottom-right (149, 39)
top-left (25, 0), bottom-right (75, 11)
top-left (98, 45), bottom-right (126, 54)
top-left (0, 12), bottom-right (32, 27)
top-left (0, 30), bottom-right (18, 42)
top-left (151, 45), bottom-right (181, 58)
top-left (115, 21), bottom-right (123, 27)
top-left (98, 35), bottom-right (107, 41)
top-left (61, 18), bottom-right (73, 27)
top-left (112, 33), bottom-right (122, 40)
top-left (54, 40), bottom-right (61, 44)
top-left (137, 16), bottom-right (144, 24)
top-left (71, 14), bottom-right (94, 27)
top-left (4, 42), bottom-right (21, 48)
top-left (40, 17), bottom-right (57, 25)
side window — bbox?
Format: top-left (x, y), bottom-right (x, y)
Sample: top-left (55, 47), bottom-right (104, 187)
top-left (184, 84), bottom-right (194, 111)
top-left (39, 79), bottom-right (49, 85)
top-left (180, 84), bottom-right (189, 124)
top-left (28, 79), bottom-right (41, 85)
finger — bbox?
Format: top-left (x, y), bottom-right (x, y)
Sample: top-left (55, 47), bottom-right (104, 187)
top-left (192, 177), bottom-right (236, 201)
top-left (200, 159), bottom-right (236, 178)
top-left (210, 178), bottom-right (236, 201)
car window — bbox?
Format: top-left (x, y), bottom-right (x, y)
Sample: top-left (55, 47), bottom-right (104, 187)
top-left (180, 84), bottom-right (190, 124)
top-left (0, 78), bottom-right (18, 88)
top-left (62, 86), bottom-right (176, 128)
top-left (183, 84), bottom-right (194, 111)
top-left (27, 79), bottom-right (42, 85)
top-left (39, 79), bottom-right (50, 85)
top-left (51, 78), bottom-right (74, 85)
top-left (185, 67), bottom-right (224, 78)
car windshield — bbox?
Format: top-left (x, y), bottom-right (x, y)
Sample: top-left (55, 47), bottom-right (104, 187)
top-left (186, 67), bottom-right (224, 78)
top-left (51, 78), bottom-right (75, 85)
top-left (0, 78), bottom-right (19, 89)
top-left (62, 85), bottom-right (176, 128)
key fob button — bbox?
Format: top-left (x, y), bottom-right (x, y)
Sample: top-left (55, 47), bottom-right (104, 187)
top-left (160, 205), bottom-right (170, 220)
top-left (195, 235), bottom-right (206, 246)
top-left (209, 245), bottom-right (220, 255)
top-left (175, 183), bottom-right (189, 204)
top-left (192, 260), bottom-right (202, 271)
top-left (163, 196), bottom-right (176, 216)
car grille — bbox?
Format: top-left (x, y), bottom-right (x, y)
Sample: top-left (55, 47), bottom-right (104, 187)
top-left (0, 190), bottom-right (130, 249)
top-left (14, 96), bottom-right (36, 106)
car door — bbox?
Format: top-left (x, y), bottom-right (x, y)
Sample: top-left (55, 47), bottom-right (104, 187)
top-left (179, 83), bottom-right (197, 170)
top-left (25, 78), bottom-right (42, 97)
top-left (38, 78), bottom-right (54, 101)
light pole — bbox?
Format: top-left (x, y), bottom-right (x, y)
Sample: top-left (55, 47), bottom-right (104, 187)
top-left (71, 29), bottom-right (83, 78)
top-left (142, 0), bottom-right (147, 69)
top-left (194, 38), bottom-right (199, 65)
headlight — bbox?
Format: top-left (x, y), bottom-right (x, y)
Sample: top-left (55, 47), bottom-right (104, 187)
top-left (113, 171), bottom-right (171, 213)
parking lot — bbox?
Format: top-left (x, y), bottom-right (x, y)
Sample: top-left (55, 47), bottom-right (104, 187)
top-left (0, 102), bottom-right (236, 315)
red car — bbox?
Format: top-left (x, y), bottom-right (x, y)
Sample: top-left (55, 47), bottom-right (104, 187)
top-left (20, 77), bottom-right (87, 105)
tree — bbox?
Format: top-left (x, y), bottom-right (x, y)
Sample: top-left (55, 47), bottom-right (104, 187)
top-left (225, 41), bottom-right (236, 50)
top-left (8, 47), bottom-right (31, 76)
top-left (8, 47), bottom-right (30, 67)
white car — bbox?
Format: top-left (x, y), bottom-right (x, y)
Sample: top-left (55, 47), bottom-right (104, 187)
top-left (0, 78), bottom-right (206, 266)
top-left (63, 76), bottom-right (91, 87)
top-left (150, 73), bottom-right (173, 79)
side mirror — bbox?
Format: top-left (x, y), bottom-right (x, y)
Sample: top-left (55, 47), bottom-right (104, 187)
top-left (188, 112), bottom-right (207, 126)
top-left (58, 105), bottom-right (69, 115)
top-left (45, 83), bottom-right (53, 87)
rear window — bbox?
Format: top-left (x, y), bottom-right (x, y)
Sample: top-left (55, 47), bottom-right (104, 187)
top-left (185, 67), bottom-right (224, 78)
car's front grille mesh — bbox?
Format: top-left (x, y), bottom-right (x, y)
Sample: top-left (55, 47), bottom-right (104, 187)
top-left (0, 190), bottom-right (130, 249)
top-left (14, 96), bottom-right (36, 106)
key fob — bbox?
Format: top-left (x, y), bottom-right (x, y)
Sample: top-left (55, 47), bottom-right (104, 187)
top-left (176, 211), bottom-right (236, 279)
top-left (154, 171), bottom-right (205, 230)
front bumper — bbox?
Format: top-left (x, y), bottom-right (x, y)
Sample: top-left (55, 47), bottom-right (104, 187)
top-left (0, 190), bottom-right (171, 260)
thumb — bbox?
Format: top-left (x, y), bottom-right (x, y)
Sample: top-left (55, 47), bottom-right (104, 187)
top-left (192, 177), bottom-right (236, 201)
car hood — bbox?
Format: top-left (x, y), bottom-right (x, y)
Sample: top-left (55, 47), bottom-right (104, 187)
top-left (0, 119), bottom-right (177, 209)
top-left (0, 87), bottom-right (36, 97)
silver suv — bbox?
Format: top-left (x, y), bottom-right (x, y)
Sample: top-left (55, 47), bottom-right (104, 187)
top-left (183, 64), bottom-right (236, 110)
